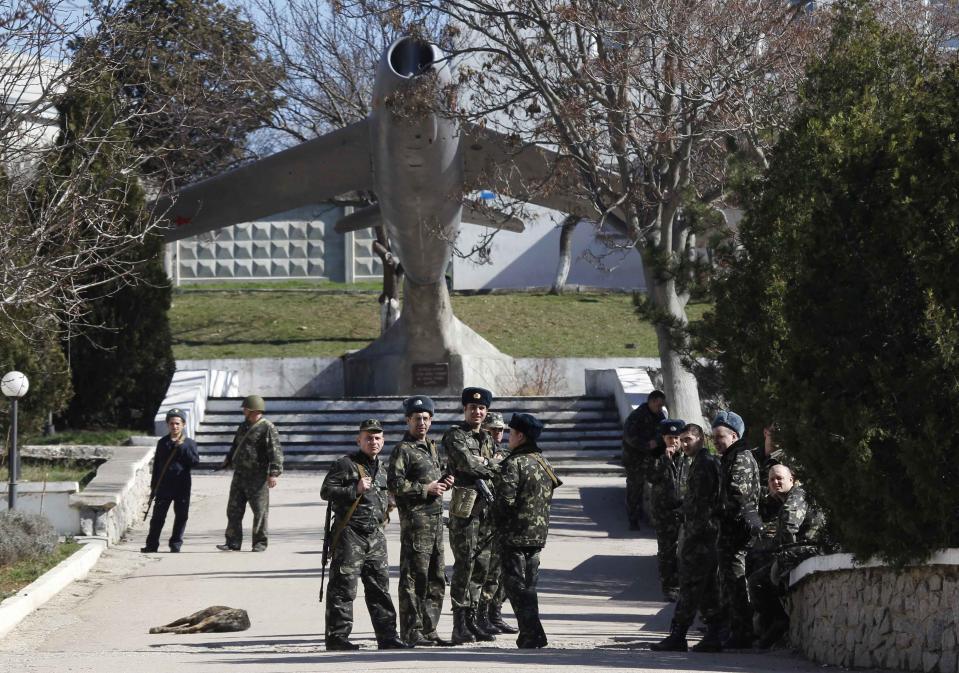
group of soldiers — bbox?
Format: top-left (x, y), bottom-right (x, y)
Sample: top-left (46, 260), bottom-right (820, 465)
top-left (319, 387), bottom-right (561, 651)
top-left (623, 392), bottom-right (826, 652)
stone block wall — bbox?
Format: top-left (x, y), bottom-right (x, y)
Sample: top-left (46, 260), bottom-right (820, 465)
top-left (788, 559), bottom-right (959, 672)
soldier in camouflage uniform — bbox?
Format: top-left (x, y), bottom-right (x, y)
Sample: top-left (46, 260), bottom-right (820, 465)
top-left (748, 464), bottom-right (825, 649)
top-left (651, 423), bottom-right (723, 652)
top-left (494, 413), bottom-right (561, 649)
top-left (217, 395), bottom-right (283, 552)
top-left (621, 390), bottom-right (666, 530)
top-left (387, 396), bottom-right (454, 647)
top-left (712, 410), bottom-right (763, 649)
top-left (751, 424), bottom-right (786, 496)
top-left (321, 419), bottom-right (410, 651)
top-left (442, 387), bottom-right (498, 644)
top-left (648, 419), bottom-right (686, 601)
top-left (478, 412), bottom-right (519, 635)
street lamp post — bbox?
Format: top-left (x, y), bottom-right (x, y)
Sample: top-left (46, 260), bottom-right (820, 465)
top-left (2, 371), bottom-right (30, 510)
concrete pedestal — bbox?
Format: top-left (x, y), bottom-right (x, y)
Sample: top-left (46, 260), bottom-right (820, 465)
top-left (344, 279), bottom-right (515, 395)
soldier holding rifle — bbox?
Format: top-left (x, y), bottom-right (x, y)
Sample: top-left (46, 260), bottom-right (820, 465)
top-left (142, 408), bottom-right (199, 553)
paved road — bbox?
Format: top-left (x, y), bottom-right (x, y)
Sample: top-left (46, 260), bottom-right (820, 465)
top-left (0, 473), bottom-right (856, 672)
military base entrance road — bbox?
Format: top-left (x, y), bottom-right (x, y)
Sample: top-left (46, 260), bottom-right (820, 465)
top-left (0, 473), bottom-right (868, 673)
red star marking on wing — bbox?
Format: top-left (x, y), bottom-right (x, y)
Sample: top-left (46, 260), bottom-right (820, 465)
top-left (174, 216), bottom-right (192, 227)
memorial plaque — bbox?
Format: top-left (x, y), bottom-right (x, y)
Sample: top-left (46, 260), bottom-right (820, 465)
top-left (412, 362), bottom-right (449, 388)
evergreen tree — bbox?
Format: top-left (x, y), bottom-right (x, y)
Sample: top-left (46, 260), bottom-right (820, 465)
top-left (79, 0), bottom-right (283, 185)
top-left (695, 2), bottom-right (959, 564)
top-left (36, 65), bottom-right (175, 430)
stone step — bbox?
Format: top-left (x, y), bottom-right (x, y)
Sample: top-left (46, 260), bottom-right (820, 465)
top-left (195, 451), bottom-right (622, 468)
top-left (199, 410), bottom-right (619, 424)
top-left (204, 396), bottom-right (613, 413)
top-left (194, 421), bottom-right (622, 434)
top-left (194, 443), bottom-right (621, 457)
top-left (194, 431), bottom-right (622, 446)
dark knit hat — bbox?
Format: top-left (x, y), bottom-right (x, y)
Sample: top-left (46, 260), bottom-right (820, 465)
top-left (508, 413), bottom-right (544, 441)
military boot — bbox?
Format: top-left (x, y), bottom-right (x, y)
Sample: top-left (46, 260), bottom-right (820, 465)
top-left (691, 622), bottom-right (724, 653)
top-left (650, 620), bottom-right (689, 652)
top-left (465, 607), bottom-right (496, 641)
top-left (489, 602), bottom-right (518, 634)
top-left (475, 602), bottom-right (500, 635)
top-left (450, 608), bottom-right (476, 645)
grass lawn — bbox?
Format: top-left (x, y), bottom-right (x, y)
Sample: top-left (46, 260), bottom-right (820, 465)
top-left (0, 460), bottom-right (100, 486)
top-left (0, 541), bottom-right (82, 601)
top-left (170, 286), bottom-right (708, 359)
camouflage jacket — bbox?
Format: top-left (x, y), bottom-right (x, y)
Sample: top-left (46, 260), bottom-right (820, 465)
top-left (755, 484), bottom-right (824, 555)
top-left (226, 418), bottom-right (283, 477)
top-left (321, 451), bottom-right (390, 534)
top-left (649, 450), bottom-right (683, 516)
top-left (442, 422), bottom-right (496, 488)
top-left (682, 447), bottom-right (722, 542)
top-left (387, 433), bottom-right (444, 515)
top-left (622, 403), bottom-right (666, 456)
top-left (719, 438), bottom-right (762, 535)
top-left (494, 441), bottom-right (561, 548)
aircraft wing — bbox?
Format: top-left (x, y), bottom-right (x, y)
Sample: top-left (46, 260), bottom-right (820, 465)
top-left (462, 123), bottom-right (614, 221)
top-left (155, 120), bottom-right (373, 241)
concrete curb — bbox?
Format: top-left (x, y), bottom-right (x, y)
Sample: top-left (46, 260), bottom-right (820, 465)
top-left (0, 539), bottom-right (106, 639)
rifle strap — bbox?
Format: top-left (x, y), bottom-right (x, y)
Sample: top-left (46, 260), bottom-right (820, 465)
top-left (330, 463), bottom-right (368, 555)
top-left (229, 418), bottom-right (266, 463)
top-left (530, 453), bottom-right (562, 487)
top-left (151, 440), bottom-right (181, 495)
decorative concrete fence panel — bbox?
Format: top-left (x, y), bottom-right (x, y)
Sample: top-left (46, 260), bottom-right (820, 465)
top-left (788, 550), bottom-right (959, 673)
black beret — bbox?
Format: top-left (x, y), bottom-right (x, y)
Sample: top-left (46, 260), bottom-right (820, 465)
top-left (404, 396), bottom-right (435, 416)
top-left (461, 387), bottom-right (492, 407)
top-left (509, 413), bottom-right (544, 441)
top-left (659, 418), bottom-right (687, 436)
top-left (165, 408), bottom-right (186, 422)
top-left (358, 418), bottom-right (383, 433)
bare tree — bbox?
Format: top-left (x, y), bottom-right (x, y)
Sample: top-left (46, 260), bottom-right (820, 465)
top-left (336, 0), bottom-right (833, 420)
top-left (549, 214), bottom-right (579, 295)
top-left (0, 1), bottom-right (162, 340)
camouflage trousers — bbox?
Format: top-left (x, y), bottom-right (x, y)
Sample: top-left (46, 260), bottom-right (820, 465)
top-left (397, 509), bottom-right (446, 640)
top-left (718, 527), bottom-right (753, 639)
top-left (448, 508), bottom-right (493, 610)
top-left (480, 528), bottom-right (507, 607)
top-left (623, 450), bottom-right (651, 524)
top-left (502, 545), bottom-right (546, 646)
top-left (673, 529), bottom-right (721, 629)
top-left (652, 508), bottom-right (682, 593)
top-left (325, 526), bottom-right (398, 641)
top-left (224, 472), bottom-right (269, 549)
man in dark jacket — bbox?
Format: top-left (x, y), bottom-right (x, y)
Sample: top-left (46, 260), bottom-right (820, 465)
top-left (142, 408), bottom-right (200, 553)
top-left (648, 419), bottom-right (686, 601)
top-left (621, 390), bottom-right (666, 530)
top-left (713, 410), bottom-right (762, 649)
top-left (321, 419), bottom-right (410, 651)
top-left (494, 413), bottom-right (562, 649)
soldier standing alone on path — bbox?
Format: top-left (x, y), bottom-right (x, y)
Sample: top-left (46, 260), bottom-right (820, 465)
top-left (321, 419), bottom-right (410, 651)
top-left (648, 419), bottom-right (686, 601)
top-left (217, 395), bottom-right (283, 552)
top-left (478, 412), bottom-right (519, 636)
top-left (651, 423), bottom-right (724, 652)
top-left (494, 413), bottom-right (561, 649)
top-left (387, 397), bottom-right (454, 647)
top-left (712, 410), bottom-right (763, 649)
top-left (621, 390), bottom-right (667, 530)
top-left (442, 387), bottom-right (498, 645)
top-left (142, 408), bottom-right (200, 553)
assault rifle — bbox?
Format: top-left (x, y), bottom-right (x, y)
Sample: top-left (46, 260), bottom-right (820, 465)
top-left (318, 503), bottom-right (332, 602)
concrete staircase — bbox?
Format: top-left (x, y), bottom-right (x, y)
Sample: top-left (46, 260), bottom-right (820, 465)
top-left (193, 396), bottom-right (624, 476)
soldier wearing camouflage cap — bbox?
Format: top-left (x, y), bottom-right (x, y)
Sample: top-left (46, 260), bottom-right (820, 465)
top-left (322, 419), bottom-right (409, 651)
top-left (142, 408), bottom-right (199, 553)
top-left (217, 395), bottom-right (283, 552)
top-left (478, 410), bottom-right (519, 635)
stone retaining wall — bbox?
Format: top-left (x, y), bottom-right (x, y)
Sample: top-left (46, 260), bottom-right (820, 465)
top-left (788, 552), bottom-right (959, 672)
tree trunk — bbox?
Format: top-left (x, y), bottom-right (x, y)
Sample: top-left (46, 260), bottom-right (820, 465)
top-left (549, 216), bottom-right (578, 295)
top-left (642, 259), bottom-right (705, 425)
